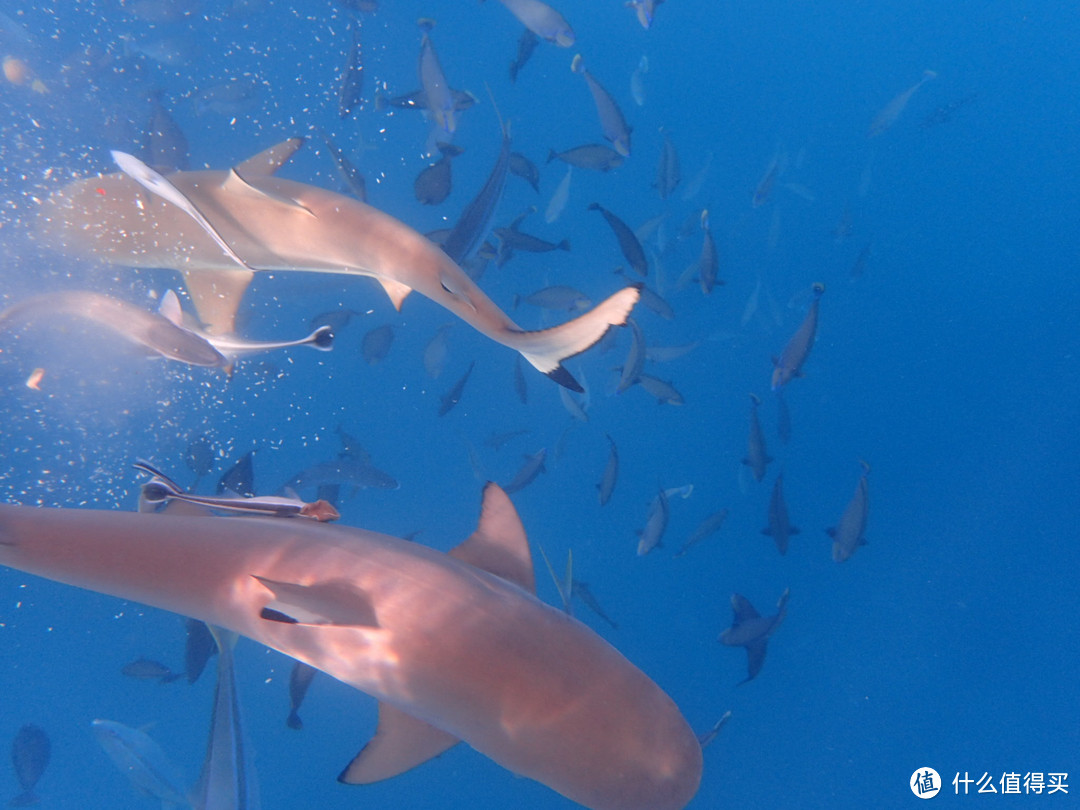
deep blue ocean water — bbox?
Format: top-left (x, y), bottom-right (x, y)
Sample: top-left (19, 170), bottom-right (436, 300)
top-left (0, 0), bottom-right (1077, 807)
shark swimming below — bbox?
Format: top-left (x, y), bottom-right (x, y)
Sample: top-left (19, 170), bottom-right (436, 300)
top-left (35, 139), bottom-right (639, 391)
top-left (0, 484), bottom-right (701, 810)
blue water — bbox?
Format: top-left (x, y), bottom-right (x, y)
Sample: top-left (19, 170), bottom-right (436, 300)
top-left (1, 0), bottom-right (1077, 807)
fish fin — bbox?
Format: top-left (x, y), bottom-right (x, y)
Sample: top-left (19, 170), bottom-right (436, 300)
top-left (222, 169), bottom-right (317, 217)
top-left (742, 640), bottom-right (768, 684)
top-left (181, 268), bottom-right (254, 335)
top-left (730, 593), bottom-right (761, 624)
top-left (253, 576), bottom-right (379, 627)
top-left (338, 703), bottom-right (459, 784)
top-left (157, 289), bottom-right (185, 326)
top-left (377, 277), bottom-right (413, 311)
top-left (234, 137), bottom-right (305, 176)
top-left (448, 483), bottom-right (536, 595)
top-left (513, 286), bottom-right (640, 391)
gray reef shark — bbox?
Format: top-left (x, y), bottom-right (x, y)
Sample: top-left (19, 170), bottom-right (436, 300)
top-left (0, 485), bottom-right (701, 810)
top-left (35, 139), bottom-right (639, 391)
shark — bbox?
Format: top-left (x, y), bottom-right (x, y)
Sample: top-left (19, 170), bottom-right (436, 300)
top-left (0, 484), bottom-right (702, 810)
top-left (35, 138), bottom-right (639, 391)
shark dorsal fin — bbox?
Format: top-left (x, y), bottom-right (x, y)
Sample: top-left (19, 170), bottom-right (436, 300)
top-left (377, 277), bottom-right (413, 311)
top-left (234, 137), bottom-right (305, 176)
top-left (181, 268), bottom-right (254, 336)
top-left (448, 483), bottom-right (536, 595)
top-left (157, 290), bottom-right (184, 327)
top-left (222, 170), bottom-right (316, 217)
top-left (338, 703), bottom-right (458, 784)
top-left (253, 576), bottom-right (379, 627)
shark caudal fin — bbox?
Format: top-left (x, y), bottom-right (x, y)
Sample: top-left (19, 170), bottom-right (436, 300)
top-left (513, 285), bottom-right (640, 392)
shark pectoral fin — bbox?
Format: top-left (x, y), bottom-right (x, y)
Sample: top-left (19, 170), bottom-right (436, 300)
top-left (253, 576), bottom-right (378, 627)
top-left (222, 170), bottom-right (316, 217)
top-left (449, 483), bottom-right (536, 595)
top-left (743, 640), bottom-right (768, 684)
top-left (234, 137), bottom-right (305, 176)
top-left (338, 703), bottom-right (459, 785)
top-left (377, 277), bottom-right (413, 311)
top-left (182, 269), bottom-right (254, 335)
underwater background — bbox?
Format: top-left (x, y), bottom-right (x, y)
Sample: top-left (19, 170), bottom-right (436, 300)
top-left (0, 0), bottom-right (1077, 807)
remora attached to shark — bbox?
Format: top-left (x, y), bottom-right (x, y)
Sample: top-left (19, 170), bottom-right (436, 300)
top-left (34, 139), bottom-right (639, 391)
top-left (0, 485), bottom-right (701, 810)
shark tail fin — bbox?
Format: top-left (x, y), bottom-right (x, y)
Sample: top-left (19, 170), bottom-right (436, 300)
top-left (512, 285), bottom-right (640, 392)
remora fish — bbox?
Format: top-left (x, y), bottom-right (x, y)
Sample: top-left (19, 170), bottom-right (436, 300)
top-left (496, 0), bottom-right (575, 46)
top-left (762, 472), bottom-right (799, 555)
top-left (589, 203), bottom-right (648, 276)
top-left (742, 393), bottom-right (772, 482)
top-left (771, 282), bottom-right (825, 390)
top-left (596, 434), bottom-right (618, 506)
top-left (37, 138), bottom-right (640, 391)
top-left (718, 588), bottom-right (790, 684)
top-left (571, 55), bottom-right (631, 157)
top-left (193, 626), bottom-right (259, 810)
top-left (0, 487), bottom-right (703, 809)
top-left (91, 719), bottom-right (191, 807)
top-left (0, 290), bottom-right (227, 367)
top-left (868, 70), bottom-right (937, 137)
top-left (136, 460), bottom-right (341, 521)
top-left (828, 460), bottom-right (870, 562)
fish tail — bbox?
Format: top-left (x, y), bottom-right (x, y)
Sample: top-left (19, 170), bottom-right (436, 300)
top-left (511, 285), bottom-right (640, 391)
top-left (286, 710), bottom-right (303, 730)
top-left (9, 790), bottom-right (39, 807)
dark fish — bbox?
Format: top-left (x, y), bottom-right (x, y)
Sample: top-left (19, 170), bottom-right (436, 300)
top-left (655, 131), bottom-right (680, 199)
top-left (920, 93), bottom-right (977, 128)
top-left (513, 355), bottom-right (528, 404)
top-left (414, 142), bottom-right (464, 205)
top-left (494, 227), bottom-right (569, 254)
top-left (185, 619), bottom-right (217, 684)
top-left (498, 0), bottom-right (575, 46)
top-left (762, 473), bottom-right (799, 555)
top-left (828, 461), bottom-right (870, 562)
top-left (143, 91), bottom-right (189, 171)
top-left (589, 203), bottom-right (647, 276)
top-left (571, 579), bottom-right (618, 629)
top-left (697, 210), bottom-right (721, 294)
top-left (503, 448), bottom-right (546, 494)
top-left (509, 152), bottom-right (540, 192)
top-left (361, 323), bottom-right (394, 364)
top-left (192, 76), bottom-right (260, 116)
top-left (338, 19), bottom-right (364, 118)
top-left (596, 434), bottom-right (618, 506)
top-left (217, 450), bottom-right (255, 497)
top-left (742, 393), bottom-right (771, 482)
top-left (121, 658), bottom-right (182, 683)
top-left (546, 144), bottom-right (624, 172)
top-left (675, 508), bottom-right (729, 557)
top-left (509, 28), bottom-right (539, 83)
top-left (10, 724), bottom-right (50, 807)
top-left (718, 588), bottom-right (789, 684)
top-left (850, 241), bottom-right (872, 280)
top-left (752, 154), bottom-right (782, 208)
top-left (571, 54), bottom-right (631, 157)
top-left (439, 360), bottom-right (475, 416)
top-left (442, 120), bottom-right (511, 264)
top-left (515, 285), bottom-right (589, 313)
top-left (615, 269), bottom-right (673, 319)
top-left (616, 317), bottom-right (645, 394)
top-left (636, 487), bottom-right (669, 556)
top-left (636, 373), bottom-right (683, 406)
top-left (316, 128), bottom-right (367, 201)
top-left (776, 389), bottom-right (792, 444)
top-left (286, 661), bottom-right (319, 730)
top-left (771, 282), bottom-right (825, 390)
top-left (423, 323), bottom-right (452, 379)
top-left (310, 306), bottom-right (363, 332)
